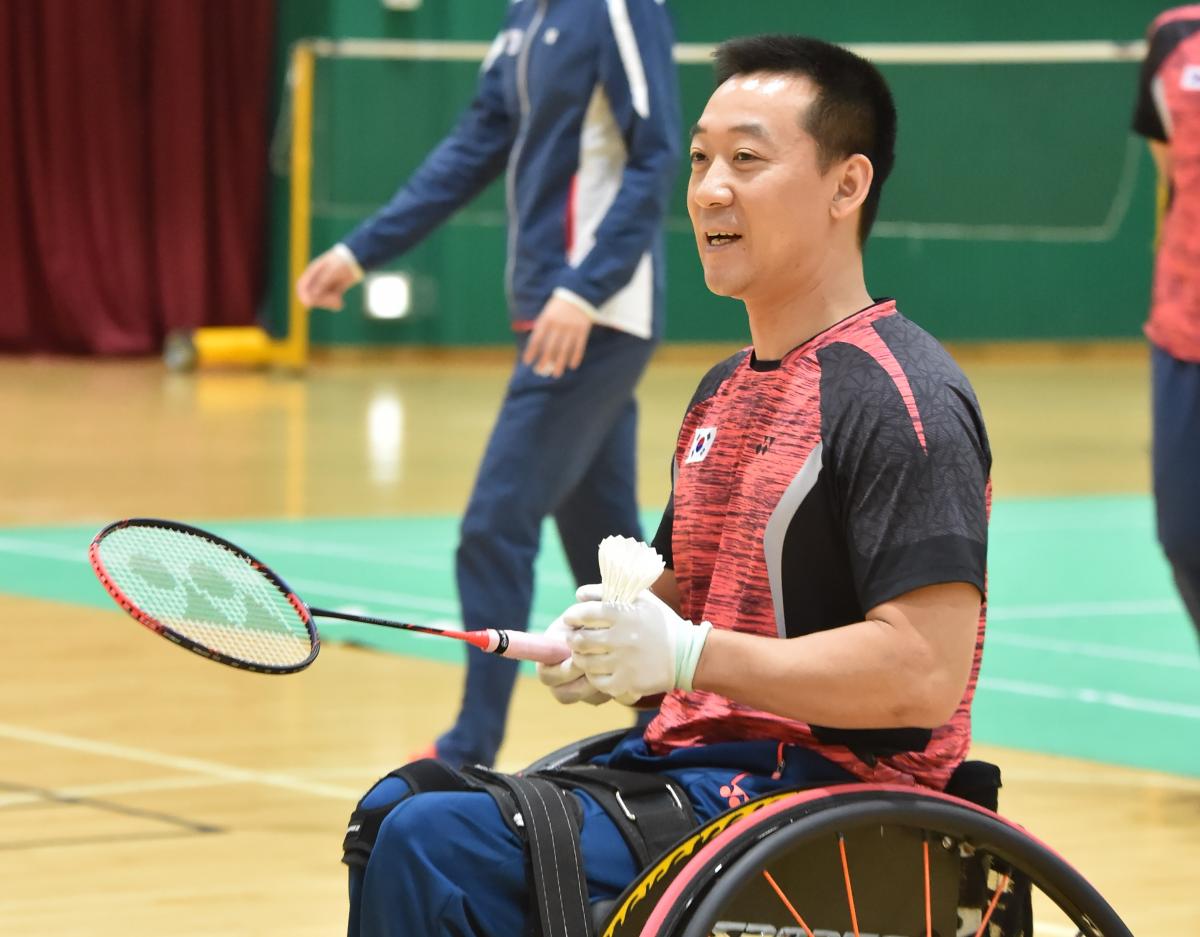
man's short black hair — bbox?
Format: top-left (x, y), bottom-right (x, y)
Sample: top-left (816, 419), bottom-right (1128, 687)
top-left (714, 35), bottom-right (897, 243)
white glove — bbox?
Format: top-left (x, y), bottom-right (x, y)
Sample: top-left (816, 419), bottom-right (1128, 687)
top-left (535, 590), bottom-right (610, 705)
top-left (563, 588), bottom-right (712, 701)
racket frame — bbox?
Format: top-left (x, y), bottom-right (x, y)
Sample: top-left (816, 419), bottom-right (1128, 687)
top-left (89, 517), bottom-right (320, 675)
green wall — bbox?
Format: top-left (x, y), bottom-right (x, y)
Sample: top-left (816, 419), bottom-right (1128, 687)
top-left (265, 1), bottom-right (1165, 346)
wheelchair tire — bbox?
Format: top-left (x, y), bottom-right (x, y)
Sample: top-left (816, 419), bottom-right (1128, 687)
top-left (629, 784), bottom-right (1132, 937)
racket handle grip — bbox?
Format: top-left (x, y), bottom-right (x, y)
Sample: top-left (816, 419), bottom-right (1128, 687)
top-left (487, 629), bottom-right (570, 664)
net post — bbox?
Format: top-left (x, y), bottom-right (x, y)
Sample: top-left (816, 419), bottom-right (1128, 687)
top-left (281, 40), bottom-right (316, 370)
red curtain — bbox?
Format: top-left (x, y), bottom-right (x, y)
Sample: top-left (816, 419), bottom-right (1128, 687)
top-left (0, 0), bottom-right (274, 354)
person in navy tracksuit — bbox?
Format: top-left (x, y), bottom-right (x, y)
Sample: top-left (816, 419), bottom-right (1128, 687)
top-left (296, 0), bottom-right (682, 766)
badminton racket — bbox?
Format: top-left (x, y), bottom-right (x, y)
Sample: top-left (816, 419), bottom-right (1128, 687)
top-left (88, 518), bottom-right (570, 675)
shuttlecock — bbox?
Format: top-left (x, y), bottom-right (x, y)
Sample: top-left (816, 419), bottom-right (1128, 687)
top-left (596, 536), bottom-right (665, 706)
top-left (598, 535), bottom-right (664, 606)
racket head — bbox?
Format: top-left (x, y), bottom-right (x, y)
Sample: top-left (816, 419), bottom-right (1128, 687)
top-left (89, 518), bottom-right (319, 674)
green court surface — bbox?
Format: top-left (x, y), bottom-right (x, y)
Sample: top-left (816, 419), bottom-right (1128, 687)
top-left (3, 495), bottom-right (1197, 778)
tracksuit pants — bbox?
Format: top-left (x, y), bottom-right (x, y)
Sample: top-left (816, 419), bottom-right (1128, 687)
top-left (436, 326), bottom-right (657, 767)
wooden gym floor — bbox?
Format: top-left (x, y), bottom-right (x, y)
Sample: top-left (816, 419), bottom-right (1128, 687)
top-left (0, 342), bottom-right (1196, 935)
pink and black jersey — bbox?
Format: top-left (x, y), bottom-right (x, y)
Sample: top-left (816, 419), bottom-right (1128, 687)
top-left (647, 300), bottom-right (992, 790)
top-left (1132, 5), bottom-right (1200, 362)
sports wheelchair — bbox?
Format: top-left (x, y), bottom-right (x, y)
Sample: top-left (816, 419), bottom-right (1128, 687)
top-left (524, 729), bottom-right (1134, 937)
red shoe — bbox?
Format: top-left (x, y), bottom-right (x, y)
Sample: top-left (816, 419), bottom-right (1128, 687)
top-left (406, 742), bottom-right (440, 763)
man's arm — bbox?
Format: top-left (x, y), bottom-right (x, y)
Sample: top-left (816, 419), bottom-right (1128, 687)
top-left (340, 35), bottom-right (516, 271)
top-left (693, 582), bottom-right (980, 729)
top-left (569, 572), bottom-right (979, 729)
top-left (297, 25), bottom-right (517, 309)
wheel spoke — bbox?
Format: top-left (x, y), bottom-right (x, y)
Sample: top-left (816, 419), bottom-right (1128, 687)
top-left (655, 786), bottom-right (1132, 937)
top-left (837, 833), bottom-right (861, 937)
top-left (922, 833), bottom-right (932, 937)
top-left (760, 867), bottom-right (814, 937)
top-left (973, 871), bottom-right (1011, 937)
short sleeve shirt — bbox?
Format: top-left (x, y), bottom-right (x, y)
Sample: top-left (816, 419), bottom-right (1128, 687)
top-left (648, 300), bottom-right (992, 790)
top-left (1131, 5), bottom-right (1200, 362)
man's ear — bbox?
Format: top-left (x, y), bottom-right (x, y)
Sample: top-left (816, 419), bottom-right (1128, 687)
top-left (830, 153), bottom-right (874, 221)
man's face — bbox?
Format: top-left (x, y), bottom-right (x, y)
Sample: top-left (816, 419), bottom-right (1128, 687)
top-left (687, 73), bottom-right (840, 302)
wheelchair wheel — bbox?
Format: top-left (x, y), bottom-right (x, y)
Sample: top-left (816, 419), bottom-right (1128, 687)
top-left (609, 784), bottom-right (1132, 937)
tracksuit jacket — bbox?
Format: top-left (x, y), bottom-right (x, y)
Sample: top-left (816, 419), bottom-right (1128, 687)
top-left (341, 0), bottom-right (682, 340)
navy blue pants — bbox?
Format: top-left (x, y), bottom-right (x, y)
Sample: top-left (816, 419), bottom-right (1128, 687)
top-left (437, 327), bottom-right (657, 767)
top-left (1151, 345), bottom-right (1200, 640)
top-left (347, 736), bottom-right (853, 937)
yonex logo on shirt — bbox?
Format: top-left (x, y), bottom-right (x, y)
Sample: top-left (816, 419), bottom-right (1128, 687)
top-left (685, 426), bottom-right (717, 463)
top-left (1183, 65), bottom-right (1200, 91)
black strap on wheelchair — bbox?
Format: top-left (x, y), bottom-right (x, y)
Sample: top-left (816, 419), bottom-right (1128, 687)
top-left (477, 771), bottom-right (595, 937)
top-left (533, 766), bottom-right (697, 868)
top-left (341, 758), bottom-right (474, 869)
top-left (340, 759), bottom-right (696, 937)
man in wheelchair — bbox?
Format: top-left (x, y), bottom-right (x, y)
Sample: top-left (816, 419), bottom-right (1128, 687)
top-left (344, 33), bottom-right (999, 937)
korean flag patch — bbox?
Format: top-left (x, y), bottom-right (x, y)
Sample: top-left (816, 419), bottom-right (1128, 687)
top-left (1183, 65), bottom-right (1200, 91)
top-left (685, 426), bottom-right (717, 464)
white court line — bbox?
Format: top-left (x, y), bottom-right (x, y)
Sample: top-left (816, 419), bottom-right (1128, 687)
top-left (0, 766), bottom-right (420, 808)
top-left (9, 744), bottom-right (1192, 803)
top-left (986, 632), bottom-right (1200, 670)
top-left (224, 529), bottom-right (454, 572)
top-left (0, 536), bottom-right (84, 562)
top-left (981, 678), bottom-right (1200, 721)
top-left (290, 576), bottom-right (462, 616)
top-left (223, 528), bottom-right (576, 589)
top-left (0, 533), bottom-right (577, 600)
top-left (0, 774), bottom-right (236, 808)
top-left (989, 598), bottom-right (1183, 622)
top-left (0, 532), bottom-right (557, 629)
top-left (992, 515), bottom-right (1153, 535)
top-left (5, 530), bottom-right (1181, 628)
top-left (0, 534), bottom-right (464, 616)
top-left (0, 722), bottom-right (360, 801)
top-left (0, 533), bottom-right (1188, 670)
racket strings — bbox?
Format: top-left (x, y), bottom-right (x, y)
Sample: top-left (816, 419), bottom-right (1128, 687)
top-left (96, 525), bottom-right (313, 667)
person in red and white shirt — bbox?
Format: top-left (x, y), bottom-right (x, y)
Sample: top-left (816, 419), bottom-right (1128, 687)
top-left (1132, 6), bottom-right (1200, 640)
top-left (346, 35), bottom-right (992, 937)
top-left (546, 35), bottom-right (992, 793)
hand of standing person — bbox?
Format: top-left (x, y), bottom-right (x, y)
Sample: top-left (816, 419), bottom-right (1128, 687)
top-left (522, 294), bottom-right (593, 378)
top-left (296, 247), bottom-right (363, 311)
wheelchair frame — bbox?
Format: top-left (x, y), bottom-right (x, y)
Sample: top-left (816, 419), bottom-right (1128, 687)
top-left (527, 729), bottom-right (1134, 937)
